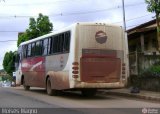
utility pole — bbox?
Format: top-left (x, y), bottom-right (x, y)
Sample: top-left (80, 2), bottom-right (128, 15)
top-left (122, 0), bottom-right (126, 31)
top-left (121, 0), bottom-right (129, 85)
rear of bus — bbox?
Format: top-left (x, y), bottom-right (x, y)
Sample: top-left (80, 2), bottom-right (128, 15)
top-left (70, 23), bottom-right (127, 94)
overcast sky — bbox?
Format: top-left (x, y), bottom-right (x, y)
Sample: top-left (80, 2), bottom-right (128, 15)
top-left (0, 0), bottom-right (155, 69)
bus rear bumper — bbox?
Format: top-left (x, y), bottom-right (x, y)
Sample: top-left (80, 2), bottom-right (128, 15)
top-left (70, 81), bottom-right (125, 89)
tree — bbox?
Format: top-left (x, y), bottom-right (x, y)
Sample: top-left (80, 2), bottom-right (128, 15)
top-left (17, 13), bottom-right (53, 46)
top-left (3, 51), bottom-right (15, 76)
top-left (146, 0), bottom-right (160, 50)
top-left (17, 32), bottom-right (28, 46)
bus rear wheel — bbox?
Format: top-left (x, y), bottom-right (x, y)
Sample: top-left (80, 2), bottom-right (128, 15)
top-left (46, 78), bottom-right (58, 96)
top-left (22, 78), bottom-right (30, 90)
top-left (81, 89), bottom-right (97, 97)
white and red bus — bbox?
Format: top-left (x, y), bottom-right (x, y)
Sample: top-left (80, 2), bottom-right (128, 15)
top-left (15, 23), bottom-right (128, 96)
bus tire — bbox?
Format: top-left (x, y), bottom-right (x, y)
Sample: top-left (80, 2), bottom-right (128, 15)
top-left (81, 89), bottom-right (97, 97)
top-left (23, 78), bottom-right (30, 90)
top-left (46, 77), bottom-right (57, 96)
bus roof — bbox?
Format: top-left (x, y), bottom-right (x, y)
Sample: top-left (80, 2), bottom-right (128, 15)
top-left (19, 22), bottom-right (122, 47)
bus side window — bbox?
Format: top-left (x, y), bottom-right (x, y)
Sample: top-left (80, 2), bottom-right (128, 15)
top-left (19, 52), bottom-right (22, 62)
top-left (31, 42), bottom-right (35, 56)
top-left (50, 31), bottom-right (70, 54)
top-left (27, 44), bottom-right (31, 57)
top-left (57, 35), bottom-right (60, 53)
top-left (35, 41), bottom-right (42, 56)
top-left (22, 45), bottom-right (26, 58)
top-left (42, 38), bottom-right (48, 56)
top-left (64, 32), bottom-right (70, 52)
top-left (50, 36), bottom-right (54, 54)
top-left (57, 33), bottom-right (65, 53)
top-left (48, 38), bottom-right (51, 55)
top-left (61, 33), bottom-right (65, 52)
top-left (15, 53), bottom-right (20, 63)
top-left (52, 36), bottom-right (58, 53)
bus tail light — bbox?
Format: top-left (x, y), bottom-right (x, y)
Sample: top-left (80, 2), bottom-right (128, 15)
top-left (122, 63), bottom-right (126, 66)
top-left (72, 62), bottom-right (79, 78)
top-left (122, 63), bottom-right (126, 80)
top-left (72, 67), bottom-right (79, 70)
top-left (122, 71), bottom-right (125, 74)
top-left (72, 62), bottom-right (79, 65)
top-left (72, 71), bottom-right (79, 74)
top-left (73, 75), bottom-right (78, 78)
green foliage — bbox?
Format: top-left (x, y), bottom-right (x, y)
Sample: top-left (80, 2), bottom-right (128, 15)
top-left (145, 0), bottom-right (160, 50)
top-left (3, 51), bottom-right (15, 76)
top-left (17, 13), bottom-right (53, 46)
top-left (140, 64), bottom-right (160, 78)
top-left (128, 64), bottom-right (160, 92)
top-left (145, 0), bottom-right (160, 15)
top-left (17, 32), bottom-right (28, 47)
top-left (2, 75), bottom-right (13, 81)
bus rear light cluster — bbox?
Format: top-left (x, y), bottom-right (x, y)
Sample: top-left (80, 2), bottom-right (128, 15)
top-left (122, 71), bottom-right (125, 74)
top-left (122, 75), bottom-right (126, 79)
top-left (72, 62), bottom-right (79, 65)
top-left (72, 62), bottom-right (79, 78)
top-left (73, 75), bottom-right (78, 78)
top-left (122, 63), bottom-right (126, 80)
top-left (122, 63), bottom-right (126, 66)
top-left (72, 71), bottom-right (79, 74)
top-left (72, 67), bottom-right (79, 70)
top-left (122, 67), bottom-right (125, 70)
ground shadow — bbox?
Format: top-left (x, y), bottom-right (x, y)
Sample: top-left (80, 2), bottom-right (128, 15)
top-left (28, 88), bottom-right (117, 101)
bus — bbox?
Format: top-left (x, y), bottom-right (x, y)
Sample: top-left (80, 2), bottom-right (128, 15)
top-left (15, 23), bottom-right (128, 96)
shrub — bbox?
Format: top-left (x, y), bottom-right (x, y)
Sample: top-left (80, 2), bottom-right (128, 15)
top-left (140, 65), bottom-right (160, 78)
top-left (129, 65), bottom-right (160, 92)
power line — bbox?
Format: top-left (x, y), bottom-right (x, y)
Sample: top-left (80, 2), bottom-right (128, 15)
top-left (0, 31), bottom-right (23, 32)
top-left (0, 40), bottom-right (17, 42)
top-left (0, 0), bottom-right (77, 6)
top-left (1, 1), bottom-right (145, 7)
top-left (109, 13), bottom-right (153, 24)
top-left (56, 2), bottom-right (145, 16)
top-left (0, 2), bottom-right (146, 18)
top-left (0, 0), bottom-right (5, 2)
top-left (0, 13), bottom-right (154, 33)
top-left (126, 14), bottom-right (153, 22)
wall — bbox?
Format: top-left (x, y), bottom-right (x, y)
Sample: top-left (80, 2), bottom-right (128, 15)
top-left (129, 52), bottom-right (160, 75)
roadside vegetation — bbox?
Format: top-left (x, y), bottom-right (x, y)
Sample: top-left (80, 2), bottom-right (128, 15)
top-left (129, 63), bottom-right (160, 92)
top-left (2, 13), bottom-right (53, 81)
top-left (128, 0), bottom-right (160, 92)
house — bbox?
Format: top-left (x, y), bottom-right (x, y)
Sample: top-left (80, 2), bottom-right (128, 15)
top-left (127, 19), bottom-right (157, 53)
top-left (127, 19), bottom-right (160, 75)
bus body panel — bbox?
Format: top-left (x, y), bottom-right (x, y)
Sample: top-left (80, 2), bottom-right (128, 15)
top-left (45, 53), bottom-right (69, 72)
top-left (15, 23), bottom-right (127, 91)
top-left (45, 53), bottom-right (70, 90)
top-left (21, 56), bottom-right (46, 87)
top-left (80, 57), bottom-right (121, 83)
top-left (15, 64), bottom-right (22, 86)
top-left (47, 71), bottom-right (70, 90)
top-left (69, 24), bottom-right (126, 89)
